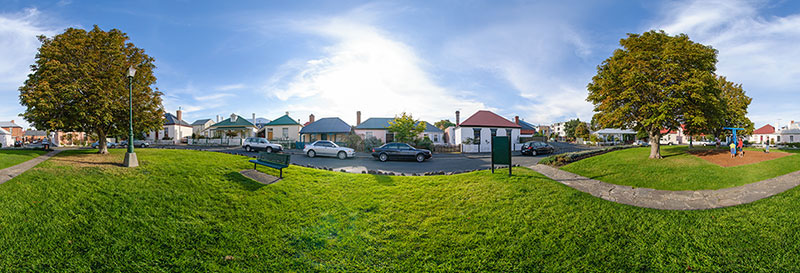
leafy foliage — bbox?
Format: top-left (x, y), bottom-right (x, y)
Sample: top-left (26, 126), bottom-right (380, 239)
top-left (343, 134), bottom-right (364, 151)
top-left (574, 122), bottom-right (590, 139)
top-left (434, 119), bottom-right (455, 130)
top-left (387, 112), bottom-right (426, 144)
top-left (18, 26), bottom-right (164, 154)
top-left (363, 136), bottom-right (383, 152)
top-left (587, 30), bottom-right (721, 159)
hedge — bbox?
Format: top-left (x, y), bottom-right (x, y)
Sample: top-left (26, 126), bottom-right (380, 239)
top-left (539, 145), bottom-right (636, 167)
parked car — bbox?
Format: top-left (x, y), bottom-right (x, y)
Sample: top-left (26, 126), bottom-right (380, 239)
top-left (634, 140), bottom-right (650, 146)
top-left (371, 142), bottom-right (432, 162)
top-left (303, 140), bottom-right (355, 160)
top-left (27, 139), bottom-right (57, 149)
top-left (694, 140), bottom-right (714, 146)
top-left (119, 140), bottom-right (150, 148)
top-left (91, 141), bottom-right (117, 148)
top-left (14, 140), bottom-right (23, 147)
top-left (520, 141), bottom-right (554, 156)
top-left (242, 137), bottom-right (283, 153)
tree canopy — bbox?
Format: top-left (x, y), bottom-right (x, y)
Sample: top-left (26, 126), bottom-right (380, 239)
top-left (19, 26), bottom-right (164, 154)
top-left (434, 119), bottom-right (455, 130)
top-left (563, 119), bottom-right (583, 140)
top-left (587, 30), bottom-right (724, 159)
top-left (575, 122), bottom-right (590, 140)
top-left (387, 113), bottom-right (426, 144)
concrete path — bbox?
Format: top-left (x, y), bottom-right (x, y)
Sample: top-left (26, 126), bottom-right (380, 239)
top-left (0, 150), bottom-right (62, 184)
top-left (531, 164), bottom-right (800, 210)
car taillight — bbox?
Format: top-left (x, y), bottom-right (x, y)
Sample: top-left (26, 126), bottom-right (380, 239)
top-left (372, 148), bottom-right (375, 152)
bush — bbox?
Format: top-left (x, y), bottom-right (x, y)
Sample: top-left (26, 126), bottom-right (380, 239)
top-left (364, 136), bottom-right (383, 152)
top-left (161, 136), bottom-right (173, 140)
top-left (414, 137), bottom-right (433, 151)
top-left (540, 145), bottom-right (636, 167)
top-left (343, 134), bottom-right (364, 151)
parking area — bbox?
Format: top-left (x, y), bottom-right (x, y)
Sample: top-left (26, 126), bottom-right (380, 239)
top-left (150, 142), bottom-right (598, 174)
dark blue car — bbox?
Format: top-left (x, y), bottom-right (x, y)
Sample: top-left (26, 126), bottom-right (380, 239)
top-left (371, 142), bottom-right (432, 162)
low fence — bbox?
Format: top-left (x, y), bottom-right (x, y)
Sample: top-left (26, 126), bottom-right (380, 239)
top-left (188, 138), bottom-right (245, 146)
top-left (432, 144), bottom-right (461, 153)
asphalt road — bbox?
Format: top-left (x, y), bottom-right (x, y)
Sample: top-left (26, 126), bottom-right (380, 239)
top-left (152, 142), bottom-right (598, 174)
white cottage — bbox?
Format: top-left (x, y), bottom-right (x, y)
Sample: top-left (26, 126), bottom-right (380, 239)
top-left (453, 110), bottom-right (521, 153)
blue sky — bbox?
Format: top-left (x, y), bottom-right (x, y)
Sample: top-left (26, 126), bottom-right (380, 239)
top-left (1, 0), bottom-right (799, 129)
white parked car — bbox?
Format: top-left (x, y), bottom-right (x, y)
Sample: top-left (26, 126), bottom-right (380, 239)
top-left (303, 140), bottom-right (355, 160)
top-left (242, 137), bottom-right (283, 153)
top-left (694, 140), bottom-right (714, 146)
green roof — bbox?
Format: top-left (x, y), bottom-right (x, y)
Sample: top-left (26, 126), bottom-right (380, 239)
top-left (209, 115), bottom-right (256, 129)
top-left (265, 115), bottom-right (301, 126)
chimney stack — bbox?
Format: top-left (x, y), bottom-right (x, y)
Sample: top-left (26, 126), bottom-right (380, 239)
top-left (455, 111), bottom-right (460, 127)
top-left (285, 111), bottom-right (289, 116)
top-left (216, 115), bottom-right (220, 123)
top-left (252, 113), bottom-right (256, 125)
top-left (357, 111), bottom-right (362, 125)
top-left (515, 116), bottom-right (519, 125)
top-left (176, 109), bottom-right (182, 123)
top-left (309, 114), bottom-right (315, 123)
top-left (10, 120), bottom-right (14, 124)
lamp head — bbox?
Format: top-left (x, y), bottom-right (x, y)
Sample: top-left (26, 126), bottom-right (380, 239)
top-left (127, 66), bottom-right (137, 77)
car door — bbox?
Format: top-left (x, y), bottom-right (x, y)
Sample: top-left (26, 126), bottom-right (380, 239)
top-left (398, 144), bottom-right (414, 159)
top-left (382, 143), bottom-right (398, 159)
top-left (319, 141), bottom-right (333, 156)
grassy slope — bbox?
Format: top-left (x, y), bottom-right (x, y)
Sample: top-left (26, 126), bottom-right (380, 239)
top-left (0, 149), bottom-right (799, 271)
top-left (0, 149), bottom-right (48, 169)
top-left (561, 146), bottom-right (800, 190)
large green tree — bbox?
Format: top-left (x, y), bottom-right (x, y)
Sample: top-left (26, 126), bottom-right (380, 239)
top-left (575, 122), bottom-right (590, 140)
top-left (19, 26), bottom-right (164, 154)
top-left (587, 30), bottom-right (720, 158)
top-left (563, 119), bottom-right (583, 141)
top-left (387, 112), bottom-right (426, 144)
top-left (706, 76), bottom-right (754, 145)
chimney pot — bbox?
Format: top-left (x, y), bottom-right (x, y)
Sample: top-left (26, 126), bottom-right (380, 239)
top-left (455, 111), bottom-right (460, 127)
top-left (309, 114), bottom-right (315, 123)
top-left (177, 110), bottom-right (182, 122)
top-left (357, 111), bottom-right (362, 125)
top-left (285, 111), bottom-right (289, 116)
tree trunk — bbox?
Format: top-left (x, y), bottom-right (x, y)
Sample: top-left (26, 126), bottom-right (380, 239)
top-left (649, 132), bottom-right (662, 159)
top-left (97, 129), bottom-right (109, 154)
top-left (689, 135), bottom-right (693, 148)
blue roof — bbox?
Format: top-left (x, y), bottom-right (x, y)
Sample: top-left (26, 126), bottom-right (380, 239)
top-left (517, 119), bottom-right (536, 131)
top-left (300, 117), bottom-right (352, 134)
top-left (356, 118), bottom-right (443, 133)
top-left (165, 113), bottom-right (190, 126)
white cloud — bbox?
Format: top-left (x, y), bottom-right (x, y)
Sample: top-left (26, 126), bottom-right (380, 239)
top-left (0, 8), bottom-right (59, 128)
top-left (215, 83), bottom-right (245, 91)
top-left (264, 12), bottom-right (486, 125)
top-left (653, 0), bottom-right (800, 125)
top-left (442, 17), bottom-right (596, 124)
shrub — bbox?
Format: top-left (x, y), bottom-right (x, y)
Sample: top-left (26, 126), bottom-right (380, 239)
top-left (414, 137), bottom-right (433, 151)
top-left (540, 145), bottom-right (636, 167)
top-left (343, 134), bottom-right (364, 151)
top-left (364, 136), bottom-right (383, 152)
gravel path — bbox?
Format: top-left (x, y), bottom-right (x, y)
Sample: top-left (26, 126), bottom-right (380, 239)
top-left (530, 164), bottom-right (800, 210)
top-left (0, 150), bottom-right (62, 184)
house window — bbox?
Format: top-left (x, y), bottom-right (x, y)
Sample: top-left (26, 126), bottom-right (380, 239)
top-left (791, 136), bottom-right (795, 142)
top-left (282, 128), bottom-right (288, 138)
top-left (434, 134), bottom-right (438, 142)
top-left (490, 128), bottom-right (497, 136)
top-left (366, 131), bottom-right (373, 138)
top-left (473, 128), bottom-right (481, 143)
top-left (778, 136), bottom-right (781, 142)
top-left (164, 128), bottom-right (169, 138)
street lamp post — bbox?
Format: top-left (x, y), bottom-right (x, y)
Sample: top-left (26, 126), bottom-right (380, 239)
top-left (123, 65), bottom-right (139, 167)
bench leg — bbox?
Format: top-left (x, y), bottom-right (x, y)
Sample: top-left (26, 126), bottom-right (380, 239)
top-left (280, 169), bottom-right (283, 179)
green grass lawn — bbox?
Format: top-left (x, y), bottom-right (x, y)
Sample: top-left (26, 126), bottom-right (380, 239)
top-left (561, 146), bottom-right (800, 190)
top-left (2, 149), bottom-right (800, 271)
top-left (0, 149), bottom-right (48, 169)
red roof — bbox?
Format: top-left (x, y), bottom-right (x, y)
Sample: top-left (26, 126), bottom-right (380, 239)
top-left (459, 110), bottom-right (521, 128)
top-left (660, 124), bottom-right (685, 134)
top-left (753, 124), bottom-right (775, 134)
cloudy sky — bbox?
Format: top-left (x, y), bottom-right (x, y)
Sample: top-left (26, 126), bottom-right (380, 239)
top-left (1, 0), bottom-right (798, 129)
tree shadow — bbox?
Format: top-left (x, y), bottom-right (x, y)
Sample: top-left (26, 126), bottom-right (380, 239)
top-left (370, 174), bottom-right (396, 186)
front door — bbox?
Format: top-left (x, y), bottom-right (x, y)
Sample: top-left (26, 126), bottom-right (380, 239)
top-left (321, 134), bottom-right (328, 140)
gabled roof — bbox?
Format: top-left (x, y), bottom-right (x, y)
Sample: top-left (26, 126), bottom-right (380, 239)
top-left (355, 118), bottom-right (443, 133)
top-left (0, 128), bottom-right (10, 135)
top-left (165, 113), bottom-right (190, 126)
top-left (780, 128), bottom-right (800, 134)
top-left (209, 114), bottom-right (256, 129)
top-left (300, 117), bottom-right (351, 134)
top-left (517, 119), bottom-right (536, 131)
top-left (24, 130), bottom-right (47, 136)
top-left (459, 110), bottom-right (520, 128)
top-left (265, 115), bottom-right (301, 126)
top-left (0, 121), bottom-right (22, 128)
top-left (191, 119), bottom-right (212, 126)
top-left (753, 124), bottom-right (775, 134)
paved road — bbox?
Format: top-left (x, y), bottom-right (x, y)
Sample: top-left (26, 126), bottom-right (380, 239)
top-left (151, 141), bottom-right (598, 174)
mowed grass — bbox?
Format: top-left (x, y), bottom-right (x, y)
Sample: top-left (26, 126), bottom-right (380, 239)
top-left (1, 149), bottom-right (800, 271)
top-left (0, 149), bottom-right (48, 169)
top-left (561, 146), bottom-right (800, 191)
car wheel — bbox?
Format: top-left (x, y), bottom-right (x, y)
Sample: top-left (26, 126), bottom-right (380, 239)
top-left (307, 150), bottom-right (316, 158)
top-left (266, 147), bottom-right (273, 153)
top-left (244, 145), bottom-right (251, 152)
top-left (379, 153), bottom-right (388, 162)
top-left (416, 154), bottom-right (425, 162)
top-left (338, 151), bottom-right (346, 160)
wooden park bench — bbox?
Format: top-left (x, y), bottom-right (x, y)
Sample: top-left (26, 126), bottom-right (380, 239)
top-left (249, 151), bottom-right (290, 178)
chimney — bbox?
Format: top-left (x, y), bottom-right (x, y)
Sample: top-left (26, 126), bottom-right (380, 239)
top-left (455, 111), bottom-right (460, 127)
top-left (176, 109), bottom-right (182, 123)
top-left (285, 111), bottom-right (289, 116)
top-left (356, 111), bottom-right (362, 125)
top-left (309, 114), bottom-right (315, 123)
top-left (216, 115), bottom-right (220, 123)
top-left (10, 120), bottom-right (14, 124)
top-left (515, 116), bottom-right (519, 125)
top-left (252, 113), bottom-right (256, 125)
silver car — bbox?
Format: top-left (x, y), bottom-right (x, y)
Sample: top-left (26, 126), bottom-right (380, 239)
top-left (303, 140), bottom-right (355, 160)
top-left (242, 137), bottom-right (283, 153)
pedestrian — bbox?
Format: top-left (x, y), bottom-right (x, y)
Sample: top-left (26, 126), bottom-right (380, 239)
top-left (737, 137), bottom-right (744, 158)
top-left (765, 141), bottom-right (770, 153)
top-left (729, 141), bottom-right (736, 158)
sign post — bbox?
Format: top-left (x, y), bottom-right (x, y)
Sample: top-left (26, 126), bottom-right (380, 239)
top-left (491, 135), bottom-right (512, 176)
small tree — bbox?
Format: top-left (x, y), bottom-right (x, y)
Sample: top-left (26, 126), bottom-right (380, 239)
top-left (575, 122), bottom-right (590, 140)
top-left (387, 112), bottom-right (426, 144)
top-left (343, 134), bottom-right (364, 151)
top-left (434, 119), bottom-right (455, 130)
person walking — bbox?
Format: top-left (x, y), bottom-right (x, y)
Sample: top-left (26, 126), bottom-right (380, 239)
top-left (737, 137), bottom-right (744, 158)
top-left (765, 141), bottom-right (770, 153)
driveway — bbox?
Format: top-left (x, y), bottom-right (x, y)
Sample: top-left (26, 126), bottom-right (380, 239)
top-left (153, 142), bottom-right (599, 175)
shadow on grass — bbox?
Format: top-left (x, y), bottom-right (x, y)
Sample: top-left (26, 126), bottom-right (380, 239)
top-left (370, 174), bottom-right (396, 186)
top-left (225, 172), bottom-right (267, 191)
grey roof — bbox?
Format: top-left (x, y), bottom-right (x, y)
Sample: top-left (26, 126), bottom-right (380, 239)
top-left (165, 113), bottom-right (190, 126)
top-left (300, 117), bottom-right (352, 134)
top-left (0, 121), bottom-right (22, 128)
top-left (355, 118), bottom-right (442, 133)
top-left (517, 119), bottom-right (536, 131)
top-left (780, 129), bottom-right (800, 134)
top-left (191, 119), bottom-right (212, 126)
top-left (24, 130), bottom-right (47, 136)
